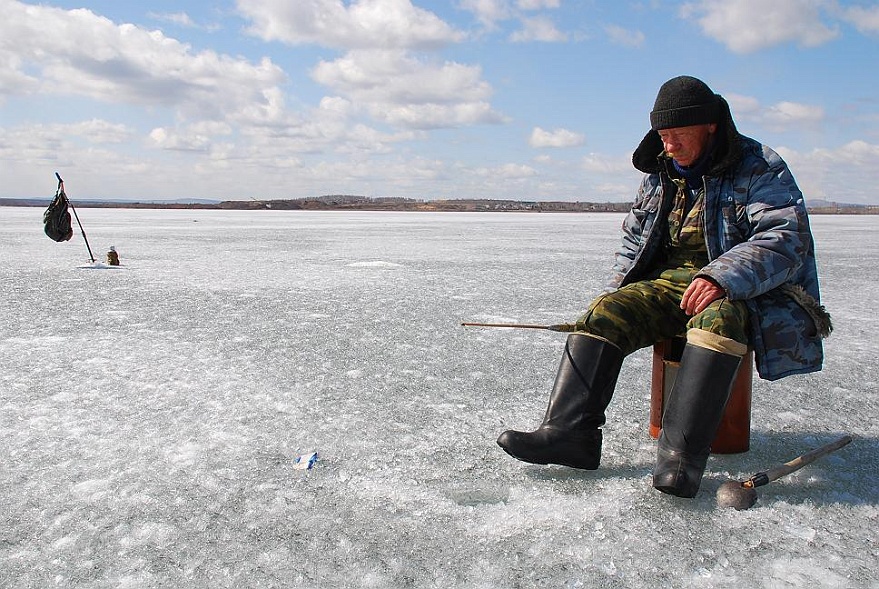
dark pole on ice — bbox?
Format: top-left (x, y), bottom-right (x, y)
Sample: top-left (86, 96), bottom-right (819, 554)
top-left (56, 172), bottom-right (96, 263)
top-left (461, 322), bottom-right (578, 332)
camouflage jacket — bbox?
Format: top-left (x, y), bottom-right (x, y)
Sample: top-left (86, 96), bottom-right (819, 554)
top-left (614, 123), bottom-right (831, 381)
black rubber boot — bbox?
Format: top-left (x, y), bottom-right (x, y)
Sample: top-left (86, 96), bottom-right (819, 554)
top-left (653, 343), bottom-right (742, 497)
top-left (497, 334), bottom-right (624, 470)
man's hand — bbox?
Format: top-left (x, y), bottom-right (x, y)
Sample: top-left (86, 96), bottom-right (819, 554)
top-left (681, 277), bottom-right (726, 315)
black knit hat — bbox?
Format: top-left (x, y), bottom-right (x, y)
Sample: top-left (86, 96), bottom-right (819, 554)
top-left (650, 76), bottom-right (720, 130)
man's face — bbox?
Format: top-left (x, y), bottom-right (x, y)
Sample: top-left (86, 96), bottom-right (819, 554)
top-left (657, 123), bottom-right (717, 166)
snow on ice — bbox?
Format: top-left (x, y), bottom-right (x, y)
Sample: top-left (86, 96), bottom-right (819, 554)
top-left (1, 207), bottom-right (877, 588)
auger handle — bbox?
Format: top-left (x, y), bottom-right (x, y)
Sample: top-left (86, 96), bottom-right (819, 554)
top-left (743, 435), bottom-right (852, 489)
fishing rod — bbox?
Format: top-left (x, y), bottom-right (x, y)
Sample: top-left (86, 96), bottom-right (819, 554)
top-left (460, 322), bottom-right (578, 333)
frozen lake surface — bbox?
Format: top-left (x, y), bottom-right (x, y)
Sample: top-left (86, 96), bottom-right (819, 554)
top-left (1, 207), bottom-right (877, 588)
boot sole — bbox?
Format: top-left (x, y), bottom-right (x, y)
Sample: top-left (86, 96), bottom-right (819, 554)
top-left (653, 483), bottom-right (698, 498)
top-left (498, 444), bottom-right (598, 470)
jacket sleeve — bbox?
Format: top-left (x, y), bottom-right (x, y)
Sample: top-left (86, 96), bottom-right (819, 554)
top-left (606, 174), bottom-right (658, 291)
top-left (697, 148), bottom-right (813, 301)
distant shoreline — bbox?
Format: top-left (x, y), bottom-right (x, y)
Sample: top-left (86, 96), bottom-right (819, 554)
top-left (2, 196), bottom-right (876, 214)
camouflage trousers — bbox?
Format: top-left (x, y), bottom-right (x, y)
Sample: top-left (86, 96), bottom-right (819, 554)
top-left (577, 268), bottom-right (750, 356)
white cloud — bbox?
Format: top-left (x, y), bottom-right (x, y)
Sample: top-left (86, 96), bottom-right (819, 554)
top-left (726, 94), bottom-right (825, 131)
top-left (581, 153), bottom-right (632, 174)
top-left (237, 2), bottom-right (502, 131)
top-left (235, 95), bottom-right (419, 157)
top-left (0, 120), bottom-right (133, 155)
top-left (510, 16), bottom-right (567, 42)
top-left (725, 93), bottom-right (762, 118)
top-left (460, 0), bottom-right (564, 39)
top-left (841, 5), bottom-right (879, 35)
top-left (237, 0), bottom-right (463, 50)
top-left (474, 162), bottom-right (538, 178)
top-left (312, 50), bottom-right (490, 104)
top-left (0, 122), bottom-right (159, 189)
top-left (0, 2), bottom-right (286, 122)
top-left (1, 2), bottom-right (436, 163)
top-left (764, 101), bottom-right (825, 127)
top-left (842, 139), bottom-right (879, 161)
top-left (149, 128), bottom-right (212, 152)
top-left (680, 0), bottom-right (838, 53)
top-left (529, 127), bottom-right (584, 148)
top-left (0, 53), bottom-right (38, 97)
top-left (516, 0), bottom-right (560, 9)
top-left (776, 140), bottom-right (879, 203)
top-left (311, 50), bottom-right (504, 129)
top-left (782, 140), bottom-right (879, 166)
top-left (149, 121), bottom-right (233, 152)
top-left (375, 102), bottom-right (504, 129)
top-left (147, 11), bottom-right (222, 32)
top-left (267, 107), bottom-right (419, 159)
top-left (148, 12), bottom-right (196, 27)
top-left (597, 182), bottom-right (634, 195)
top-left (604, 24), bottom-right (645, 48)
top-left (458, 0), bottom-right (512, 28)
top-left (235, 87), bottom-right (290, 127)
top-left (0, 0), bottom-right (508, 199)
top-left (68, 119), bottom-right (135, 144)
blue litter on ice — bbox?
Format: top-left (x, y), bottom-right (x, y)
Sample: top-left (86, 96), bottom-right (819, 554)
top-left (293, 452), bottom-right (318, 470)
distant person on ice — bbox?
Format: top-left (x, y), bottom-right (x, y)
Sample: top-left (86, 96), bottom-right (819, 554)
top-left (497, 76), bottom-right (831, 498)
top-left (107, 246), bottom-right (120, 266)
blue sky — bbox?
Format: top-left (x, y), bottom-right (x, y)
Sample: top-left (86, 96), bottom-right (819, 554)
top-left (2, 0), bottom-right (878, 203)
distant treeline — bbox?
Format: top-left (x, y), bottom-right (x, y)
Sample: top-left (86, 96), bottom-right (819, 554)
top-left (218, 195), bottom-right (634, 213)
top-left (2, 195), bottom-right (877, 214)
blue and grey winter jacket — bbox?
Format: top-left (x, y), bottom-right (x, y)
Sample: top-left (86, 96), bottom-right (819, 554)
top-left (614, 110), bottom-right (831, 381)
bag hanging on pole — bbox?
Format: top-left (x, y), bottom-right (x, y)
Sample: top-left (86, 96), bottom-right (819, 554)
top-left (43, 176), bottom-right (74, 242)
top-left (44, 173), bottom-right (96, 262)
